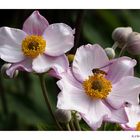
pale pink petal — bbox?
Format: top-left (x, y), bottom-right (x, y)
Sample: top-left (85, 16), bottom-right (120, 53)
top-left (81, 100), bottom-right (111, 130)
top-left (48, 69), bottom-right (61, 79)
top-left (43, 23), bottom-right (74, 56)
top-left (106, 57), bottom-right (136, 84)
top-left (32, 54), bottom-right (69, 74)
top-left (72, 44), bottom-right (109, 82)
top-left (104, 101), bottom-right (128, 124)
top-left (23, 11), bottom-right (49, 35)
top-left (6, 58), bottom-right (33, 78)
top-left (106, 76), bottom-right (140, 109)
top-left (125, 105), bottom-right (140, 129)
top-left (0, 27), bottom-right (26, 63)
top-left (57, 72), bottom-right (91, 114)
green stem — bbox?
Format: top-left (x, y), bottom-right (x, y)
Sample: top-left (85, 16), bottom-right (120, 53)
top-left (69, 119), bottom-right (76, 131)
top-left (73, 113), bottom-right (81, 131)
top-left (112, 42), bottom-right (119, 50)
top-left (39, 74), bottom-right (63, 130)
top-left (119, 44), bottom-right (127, 57)
top-left (0, 78), bottom-right (8, 115)
top-left (66, 123), bottom-right (71, 131)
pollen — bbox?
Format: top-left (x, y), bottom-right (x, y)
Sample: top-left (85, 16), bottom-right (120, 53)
top-left (83, 73), bottom-right (112, 99)
top-left (22, 35), bottom-right (46, 58)
top-left (136, 122), bottom-right (140, 131)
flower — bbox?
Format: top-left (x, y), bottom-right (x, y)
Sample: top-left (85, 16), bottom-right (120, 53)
top-left (121, 104), bottom-right (140, 131)
top-left (57, 44), bottom-right (140, 130)
top-left (0, 11), bottom-right (74, 78)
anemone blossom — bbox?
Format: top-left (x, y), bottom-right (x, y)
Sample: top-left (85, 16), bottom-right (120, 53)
top-left (0, 11), bottom-right (74, 77)
top-left (57, 44), bottom-right (140, 130)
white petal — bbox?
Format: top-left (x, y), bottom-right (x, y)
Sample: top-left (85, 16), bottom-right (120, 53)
top-left (106, 57), bottom-right (136, 84)
top-left (104, 102), bottom-right (128, 124)
top-left (81, 100), bottom-right (111, 130)
top-left (125, 105), bottom-right (140, 128)
top-left (43, 23), bottom-right (74, 56)
top-left (72, 44), bottom-right (109, 82)
top-left (6, 58), bottom-right (33, 78)
top-left (0, 27), bottom-right (26, 63)
top-left (106, 76), bottom-right (140, 109)
top-left (57, 72), bottom-right (91, 114)
top-left (23, 11), bottom-right (49, 35)
top-left (32, 54), bottom-right (69, 74)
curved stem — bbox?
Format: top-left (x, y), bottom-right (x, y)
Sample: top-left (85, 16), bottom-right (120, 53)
top-left (0, 78), bottom-right (8, 115)
top-left (112, 42), bottom-right (119, 50)
top-left (119, 44), bottom-right (127, 57)
top-left (73, 113), bottom-right (81, 131)
top-left (39, 74), bottom-right (63, 130)
top-left (66, 123), bottom-right (71, 131)
top-left (69, 119), bottom-right (76, 131)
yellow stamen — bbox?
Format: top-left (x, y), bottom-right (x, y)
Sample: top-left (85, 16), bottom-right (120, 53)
top-left (22, 35), bottom-right (46, 58)
top-left (83, 73), bottom-right (112, 99)
top-left (136, 122), bottom-right (140, 131)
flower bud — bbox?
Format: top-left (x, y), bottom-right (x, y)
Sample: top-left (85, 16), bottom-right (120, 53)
top-left (126, 32), bottom-right (140, 55)
top-left (105, 48), bottom-right (115, 59)
top-left (55, 109), bottom-right (72, 123)
top-left (75, 112), bottom-right (82, 121)
top-left (67, 54), bottom-right (75, 63)
top-left (1, 63), bottom-right (19, 79)
top-left (112, 27), bottom-right (133, 47)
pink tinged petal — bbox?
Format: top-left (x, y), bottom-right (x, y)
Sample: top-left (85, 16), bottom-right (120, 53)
top-left (121, 124), bottom-right (135, 131)
top-left (106, 57), bottom-right (136, 84)
top-left (48, 69), bottom-right (61, 79)
top-left (81, 100), bottom-right (111, 130)
top-left (104, 102), bottom-right (128, 124)
top-left (125, 105), bottom-right (140, 129)
top-left (57, 73), bottom-right (90, 114)
top-left (23, 11), bottom-right (49, 35)
top-left (72, 44), bottom-right (109, 82)
top-left (0, 27), bottom-right (26, 63)
top-left (32, 54), bottom-right (69, 74)
top-left (106, 76), bottom-right (140, 109)
top-left (43, 23), bottom-right (74, 56)
top-left (6, 58), bottom-right (33, 78)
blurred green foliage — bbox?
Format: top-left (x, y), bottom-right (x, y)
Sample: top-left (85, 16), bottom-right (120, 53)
top-left (0, 10), bottom-right (140, 130)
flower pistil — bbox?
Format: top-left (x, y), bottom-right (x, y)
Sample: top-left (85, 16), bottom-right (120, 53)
top-left (83, 73), bottom-right (112, 99)
top-left (22, 35), bottom-right (46, 58)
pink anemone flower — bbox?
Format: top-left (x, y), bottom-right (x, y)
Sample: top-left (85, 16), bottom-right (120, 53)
top-left (0, 11), bottom-right (74, 78)
top-left (57, 44), bottom-right (140, 130)
top-left (121, 104), bottom-right (140, 131)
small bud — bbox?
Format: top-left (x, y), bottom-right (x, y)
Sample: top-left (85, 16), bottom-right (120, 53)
top-left (126, 32), bottom-right (140, 55)
top-left (55, 109), bottom-right (72, 123)
top-left (67, 54), bottom-right (75, 63)
top-left (105, 48), bottom-right (115, 59)
top-left (112, 27), bottom-right (133, 47)
top-left (1, 63), bottom-right (19, 79)
top-left (75, 112), bottom-right (82, 121)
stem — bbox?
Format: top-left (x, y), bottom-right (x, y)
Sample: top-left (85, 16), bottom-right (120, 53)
top-left (73, 113), bottom-right (81, 131)
top-left (112, 42), bottom-right (119, 50)
top-left (66, 123), bottom-right (71, 131)
top-left (119, 44), bottom-right (127, 57)
top-left (0, 78), bottom-right (8, 115)
top-left (70, 10), bottom-right (85, 54)
top-left (69, 119), bottom-right (76, 131)
top-left (39, 74), bottom-right (63, 130)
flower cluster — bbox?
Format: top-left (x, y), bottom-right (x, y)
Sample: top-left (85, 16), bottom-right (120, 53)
top-left (0, 11), bottom-right (140, 131)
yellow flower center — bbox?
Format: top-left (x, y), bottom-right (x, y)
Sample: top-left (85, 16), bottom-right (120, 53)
top-left (83, 73), bottom-right (112, 99)
top-left (136, 122), bottom-right (140, 131)
top-left (22, 35), bottom-right (46, 58)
